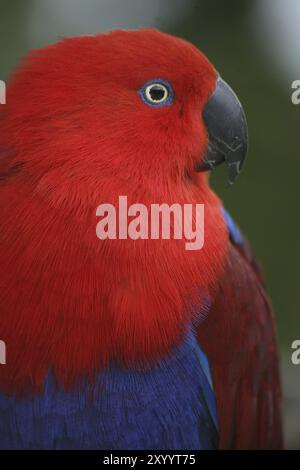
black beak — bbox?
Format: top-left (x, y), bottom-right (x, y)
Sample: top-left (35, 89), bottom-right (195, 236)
top-left (197, 77), bottom-right (248, 185)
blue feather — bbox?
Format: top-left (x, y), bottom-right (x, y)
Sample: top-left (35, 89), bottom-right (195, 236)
top-left (0, 330), bottom-right (218, 450)
top-left (222, 208), bottom-right (244, 245)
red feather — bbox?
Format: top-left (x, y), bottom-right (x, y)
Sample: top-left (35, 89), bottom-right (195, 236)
top-left (198, 234), bottom-right (283, 449)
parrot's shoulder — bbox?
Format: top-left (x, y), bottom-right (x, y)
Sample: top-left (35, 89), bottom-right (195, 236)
top-left (222, 208), bottom-right (244, 246)
top-left (222, 207), bottom-right (265, 285)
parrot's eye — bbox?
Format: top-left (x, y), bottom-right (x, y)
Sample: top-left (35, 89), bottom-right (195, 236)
top-left (139, 79), bottom-right (174, 107)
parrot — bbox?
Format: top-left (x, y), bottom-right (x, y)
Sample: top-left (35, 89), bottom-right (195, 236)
top-left (0, 29), bottom-right (283, 450)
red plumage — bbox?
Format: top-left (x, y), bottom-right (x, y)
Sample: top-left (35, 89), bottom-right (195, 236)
top-left (0, 30), bottom-right (227, 393)
top-left (0, 29), bottom-right (282, 448)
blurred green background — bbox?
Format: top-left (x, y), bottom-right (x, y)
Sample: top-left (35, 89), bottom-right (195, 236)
top-left (1, 0), bottom-right (299, 448)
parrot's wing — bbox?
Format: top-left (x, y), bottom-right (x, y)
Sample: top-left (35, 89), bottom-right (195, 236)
top-left (198, 210), bottom-right (283, 449)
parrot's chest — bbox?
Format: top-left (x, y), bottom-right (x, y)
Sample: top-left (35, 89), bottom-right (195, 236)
top-left (0, 333), bottom-right (218, 450)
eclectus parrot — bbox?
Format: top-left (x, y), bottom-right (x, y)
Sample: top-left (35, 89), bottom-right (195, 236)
top-left (0, 29), bottom-right (283, 449)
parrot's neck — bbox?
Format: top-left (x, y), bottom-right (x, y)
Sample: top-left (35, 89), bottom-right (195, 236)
top-left (0, 180), bottom-right (228, 394)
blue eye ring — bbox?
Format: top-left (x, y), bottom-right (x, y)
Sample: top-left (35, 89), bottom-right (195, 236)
top-left (138, 79), bottom-right (174, 107)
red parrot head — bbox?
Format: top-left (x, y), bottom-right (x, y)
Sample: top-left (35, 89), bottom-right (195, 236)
top-left (4, 29), bottom-right (247, 202)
